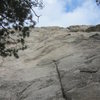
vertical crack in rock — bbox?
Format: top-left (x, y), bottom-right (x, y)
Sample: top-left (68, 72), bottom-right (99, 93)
top-left (52, 60), bottom-right (71, 100)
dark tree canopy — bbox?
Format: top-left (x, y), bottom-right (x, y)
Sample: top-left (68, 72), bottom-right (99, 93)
top-left (0, 0), bottom-right (43, 58)
top-left (96, 0), bottom-right (100, 5)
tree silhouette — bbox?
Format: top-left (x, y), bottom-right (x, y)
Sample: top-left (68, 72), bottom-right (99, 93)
top-left (96, 0), bottom-right (100, 5)
top-left (0, 0), bottom-right (43, 58)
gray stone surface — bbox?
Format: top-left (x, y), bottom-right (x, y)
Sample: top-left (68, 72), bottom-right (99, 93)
top-left (0, 26), bottom-right (100, 100)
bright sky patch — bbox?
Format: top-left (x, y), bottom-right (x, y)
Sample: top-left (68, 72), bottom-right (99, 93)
top-left (65, 0), bottom-right (84, 12)
top-left (35, 0), bottom-right (100, 27)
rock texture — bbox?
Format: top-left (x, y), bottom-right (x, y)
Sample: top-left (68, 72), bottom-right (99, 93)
top-left (0, 25), bottom-right (100, 100)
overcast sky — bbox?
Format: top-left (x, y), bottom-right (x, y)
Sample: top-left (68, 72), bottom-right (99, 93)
top-left (35, 0), bottom-right (100, 27)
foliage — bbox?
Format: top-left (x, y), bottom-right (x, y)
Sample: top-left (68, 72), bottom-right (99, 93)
top-left (96, 0), bottom-right (100, 5)
top-left (0, 0), bottom-right (43, 58)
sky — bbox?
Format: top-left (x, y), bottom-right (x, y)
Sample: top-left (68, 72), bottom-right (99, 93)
top-left (35, 0), bottom-right (100, 27)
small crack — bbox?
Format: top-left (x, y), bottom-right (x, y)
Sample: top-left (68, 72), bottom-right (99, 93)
top-left (57, 54), bottom-right (73, 62)
top-left (37, 53), bottom-right (73, 66)
top-left (80, 70), bottom-right (98, 73)
top-left (17, 81), bottom-right (35, 100)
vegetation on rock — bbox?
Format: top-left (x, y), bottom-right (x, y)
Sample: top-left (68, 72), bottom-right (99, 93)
top-left (0, 0), bottom-right (43, 58)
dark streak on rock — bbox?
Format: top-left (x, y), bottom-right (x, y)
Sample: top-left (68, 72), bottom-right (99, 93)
top-left (52, 60), bottom-right (72, 100)
top-left (17, 81), bottom-right (35, 100)
top-left (80, 70), bottom-right (97, 73)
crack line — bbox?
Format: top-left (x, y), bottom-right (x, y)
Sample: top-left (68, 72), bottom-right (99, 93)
top-left (52, 60), bottom-right (68, 100)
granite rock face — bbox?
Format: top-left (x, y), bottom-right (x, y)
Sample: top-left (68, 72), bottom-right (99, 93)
top-left (0, 25), bottom-right (100, 100)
